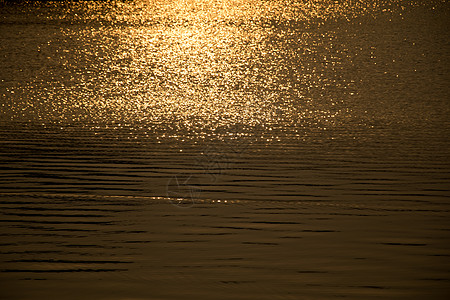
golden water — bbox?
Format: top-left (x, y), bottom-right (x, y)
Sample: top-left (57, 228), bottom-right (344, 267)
top-left (0, 1), bottom-right (449, 299)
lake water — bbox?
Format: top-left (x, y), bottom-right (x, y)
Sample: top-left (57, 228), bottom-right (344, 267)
top-left (0, 1), bottom-right (449, 299)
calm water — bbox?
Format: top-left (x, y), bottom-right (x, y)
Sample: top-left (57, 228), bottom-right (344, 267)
top-left (0, 1), bottom-right (449, 299)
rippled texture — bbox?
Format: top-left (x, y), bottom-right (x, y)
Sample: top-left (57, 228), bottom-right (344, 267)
top-left (1, 1), bottom-right (449, 299)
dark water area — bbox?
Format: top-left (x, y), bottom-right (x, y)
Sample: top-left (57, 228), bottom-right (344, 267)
top-left (1, 1), bottom-right (449, 299)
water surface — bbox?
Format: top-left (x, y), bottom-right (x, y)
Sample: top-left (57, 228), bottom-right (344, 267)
top-left (0, 1), bottom-right (449, 299)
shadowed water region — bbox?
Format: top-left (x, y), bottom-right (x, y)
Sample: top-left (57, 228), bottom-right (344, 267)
top-left (0, 1), bottom-right (449, 299)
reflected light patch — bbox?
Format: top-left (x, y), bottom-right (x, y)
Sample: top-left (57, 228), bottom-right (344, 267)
top-left (2, 0), bottom-right (408, 140)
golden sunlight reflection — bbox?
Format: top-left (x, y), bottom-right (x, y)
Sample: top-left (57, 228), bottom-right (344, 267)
top-left (1, 2), bottom-right (450, 297)
top-left (3, 0), bottom-right (413, 141)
